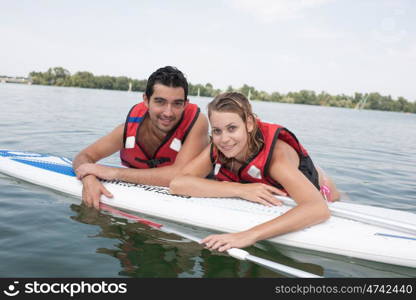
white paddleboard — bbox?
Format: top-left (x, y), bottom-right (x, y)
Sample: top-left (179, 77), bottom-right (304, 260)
top-left (0, 150), bottom-right (415, 268)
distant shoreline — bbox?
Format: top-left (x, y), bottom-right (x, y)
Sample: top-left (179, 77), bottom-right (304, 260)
top-left (5, 67), bottom-right (416, 114)
top-left (0, 76), bottom-right (31, 85)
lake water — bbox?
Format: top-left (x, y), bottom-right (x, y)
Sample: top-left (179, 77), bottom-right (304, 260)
top-left (0, 83), bottom-right (415, 278)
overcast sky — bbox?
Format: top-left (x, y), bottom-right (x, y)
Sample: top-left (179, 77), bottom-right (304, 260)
top-left (1, 0), bottom-right (415, 100)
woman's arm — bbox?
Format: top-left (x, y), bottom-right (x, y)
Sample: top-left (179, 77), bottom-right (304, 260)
top-left (202, 140), bottom-right (330, 252)
top-left (249, 140), bottom-right (330, 239)
top-left (170, 146), bottom-right (284, 206)
top-left (170, 146), bottom-right (239, 197)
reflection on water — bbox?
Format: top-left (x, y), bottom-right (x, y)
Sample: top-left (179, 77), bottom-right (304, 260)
top-left (68, 203), bottom-right (416, 278)
top-left (69, 204), bottom-right (287, 278)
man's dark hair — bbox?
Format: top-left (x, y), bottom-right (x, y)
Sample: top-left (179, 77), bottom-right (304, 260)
top-left (145, 66), bottom-right (188, 100)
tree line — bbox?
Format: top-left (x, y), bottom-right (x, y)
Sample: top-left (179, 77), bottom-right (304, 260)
top-left (29, 67), bottom-right (416, 113)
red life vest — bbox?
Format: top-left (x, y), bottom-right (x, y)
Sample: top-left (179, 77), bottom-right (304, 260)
top-left (210, 121), bottom-right (320, 190)
top-left (120, 102), bottom-right (200, 168)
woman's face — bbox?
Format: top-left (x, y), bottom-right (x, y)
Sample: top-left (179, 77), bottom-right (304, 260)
top-left (210, 111), bottom-right (253, 160)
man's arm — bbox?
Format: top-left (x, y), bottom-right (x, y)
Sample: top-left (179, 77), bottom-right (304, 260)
top-left (76, 113), bottom-right (210, 187)
top-left (73, 124), bottom-right (124, 209)
top-left (72, 124), bottom-right (124, 170)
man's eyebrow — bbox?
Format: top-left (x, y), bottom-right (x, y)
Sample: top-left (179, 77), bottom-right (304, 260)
top-left (153, 97), bottom-right (185, 102)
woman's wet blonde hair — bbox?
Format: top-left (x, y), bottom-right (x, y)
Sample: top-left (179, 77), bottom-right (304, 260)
top-left (207, 92), bottom-right (263, 164)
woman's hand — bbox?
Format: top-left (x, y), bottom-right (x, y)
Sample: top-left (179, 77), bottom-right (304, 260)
top-left (201, 231), bottom-right (258, 252)
top-left (237, 183), bottom-right (286, 206)
top-left (76, 163), bottom-right (119, 181)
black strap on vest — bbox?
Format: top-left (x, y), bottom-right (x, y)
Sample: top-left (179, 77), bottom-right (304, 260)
top-left (134, 157), bottom-right (171, 168)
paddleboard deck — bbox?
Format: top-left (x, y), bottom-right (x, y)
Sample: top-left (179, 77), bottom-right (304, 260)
top-left (0, 150), bottom-right (415, 268)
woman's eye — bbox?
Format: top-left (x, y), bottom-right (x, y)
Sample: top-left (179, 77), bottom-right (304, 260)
top-left (212, 129), bottom-right (221, 135)
top-left (228, 126), bottom-right (236, 132)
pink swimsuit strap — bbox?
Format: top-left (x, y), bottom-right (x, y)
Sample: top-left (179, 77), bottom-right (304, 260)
top-left (320, 184), bottom-right (333, 202)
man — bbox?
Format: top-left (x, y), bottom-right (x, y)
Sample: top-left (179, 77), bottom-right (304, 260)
top-left (73, 66), bottom-right (209, 209)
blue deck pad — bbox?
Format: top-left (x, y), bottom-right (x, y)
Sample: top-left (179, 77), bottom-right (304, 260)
top-left (59, 156), bottom-right (73, 165)
top-left (0, 150), bottom-right (47, 158)
top-left (11, 158), bottom-right (76, 177)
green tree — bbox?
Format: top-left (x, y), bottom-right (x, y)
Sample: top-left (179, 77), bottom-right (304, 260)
top-left (270, 92), bottom-right (282, 102)
top-left (95, 75), bottom-right (114, 90)
top-left (71, 71), bottom-right (96, 88)
top-left (131, 79), bottom-right (147, 92)
top-left (114, 76), bottom-right (130, 91)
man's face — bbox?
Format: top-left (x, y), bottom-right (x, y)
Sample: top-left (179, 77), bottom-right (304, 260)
top-left (144, 84), bottom-right (187, 134)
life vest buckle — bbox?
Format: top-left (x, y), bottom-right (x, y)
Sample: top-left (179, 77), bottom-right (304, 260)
top-left (135, 157), bottom-right (170, 168)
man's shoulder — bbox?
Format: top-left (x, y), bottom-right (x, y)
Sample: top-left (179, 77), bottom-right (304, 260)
top-left (184, 102), bottom-right (200, 113)
top-left (192, 111), bottom-right (208, 128)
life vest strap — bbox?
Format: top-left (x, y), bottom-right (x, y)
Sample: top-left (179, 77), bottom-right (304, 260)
top-left (134, 157), bottom-right (171, 168)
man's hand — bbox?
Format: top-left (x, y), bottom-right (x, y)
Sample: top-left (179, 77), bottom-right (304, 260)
top-left (80, 175), bottom-right (113, 210)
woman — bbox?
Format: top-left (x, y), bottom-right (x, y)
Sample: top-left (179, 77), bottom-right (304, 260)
top-left (170, 92), bottom-right (340, 252)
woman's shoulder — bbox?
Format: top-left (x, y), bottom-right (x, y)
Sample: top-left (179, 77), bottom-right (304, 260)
top-left (271, 139), bottom-right (300, 168)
